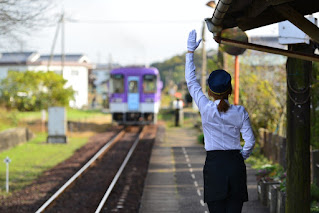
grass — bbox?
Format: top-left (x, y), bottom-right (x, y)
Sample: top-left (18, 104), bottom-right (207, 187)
top-left (17, 108), bottom-right (111, 122)
top-left (0, 132), bottom-right (88, 197)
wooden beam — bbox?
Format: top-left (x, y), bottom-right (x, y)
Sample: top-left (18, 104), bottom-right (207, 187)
top-left (274, 4), bottom-right (319, 44)
top-left (215, 36), bottom-right (319, 62)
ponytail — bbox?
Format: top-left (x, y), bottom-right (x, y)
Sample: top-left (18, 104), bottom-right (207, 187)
top-left (217, 99), bottom-right (230, 113)
top-left (208, 87), bottom-right (232, 113)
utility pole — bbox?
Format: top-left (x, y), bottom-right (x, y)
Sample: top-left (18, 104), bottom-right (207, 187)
top-left (286, 43), bottom-right (313, 213)
top-left (234, 55), bottom-right (239, 105)
top-left (61, 11), bottom-right (65, 76)
top-left (201, 21), bottom-right (207, 94)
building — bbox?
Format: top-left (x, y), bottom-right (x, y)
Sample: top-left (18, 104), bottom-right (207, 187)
top-left (90, 63), bottom-right (120, 109)
top-left (0, 52), bottom-right (93, 108)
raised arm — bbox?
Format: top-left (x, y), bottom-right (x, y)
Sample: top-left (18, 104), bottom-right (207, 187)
top-left (185, 30), bottom-right (209, 112)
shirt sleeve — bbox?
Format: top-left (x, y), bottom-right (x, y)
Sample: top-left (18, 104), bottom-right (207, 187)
top-left (240, 109), bottom-right (255, 160)
top-left (185, 53), bottom-right (209, 113)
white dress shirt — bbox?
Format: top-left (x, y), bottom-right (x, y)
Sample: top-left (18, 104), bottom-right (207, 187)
top-left (185, 53), bottom-right (255, 159)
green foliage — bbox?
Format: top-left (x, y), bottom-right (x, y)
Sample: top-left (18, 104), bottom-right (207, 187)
top-left (0, 71), bottom-right (75, 111)
top-left (311, 201), bottom-right (319, 212)
top-left (312, 184), bottom-right (319, 202)
top-left (239, 72), bottom-right (281, 134)
top-left (0, 108), bottom-right (19, 131)
top-left (151, 50), bottom-right (215, 88)
top-left (0, 133), bottom-right (88, 195)
top-left (198, 133), bottom-right (204, 144)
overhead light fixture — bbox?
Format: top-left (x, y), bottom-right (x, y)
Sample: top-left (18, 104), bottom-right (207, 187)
top-left (206, 0), bottom-right (216, 8)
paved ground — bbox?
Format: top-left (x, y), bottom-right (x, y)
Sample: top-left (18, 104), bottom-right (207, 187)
top-left (139, 124), bottom-right (269, 213)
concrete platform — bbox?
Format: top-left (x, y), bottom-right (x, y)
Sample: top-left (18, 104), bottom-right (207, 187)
top-left (139, 125), bottom-right (268, 213)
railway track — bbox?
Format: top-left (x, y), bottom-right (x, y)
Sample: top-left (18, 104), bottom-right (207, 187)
top-left (35, 125), bottom-right (156, 213)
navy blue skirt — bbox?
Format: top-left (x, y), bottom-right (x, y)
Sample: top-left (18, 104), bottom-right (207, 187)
top-left (203, 150), bottom-right (248, 203)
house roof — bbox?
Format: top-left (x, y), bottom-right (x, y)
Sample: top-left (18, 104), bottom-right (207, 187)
top-left (0, 52), bottom-right (92, 67)
top-left (39, 54), bottom-right (90, 63)
top-left (0, 52), bottom-right (40, 64)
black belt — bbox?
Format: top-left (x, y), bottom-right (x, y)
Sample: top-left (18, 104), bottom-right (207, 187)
top-left (206, 150), bottom-right (241, 153)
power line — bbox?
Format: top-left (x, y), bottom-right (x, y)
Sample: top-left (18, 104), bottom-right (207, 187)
top-left (66, 19), bottom-right (203, 24)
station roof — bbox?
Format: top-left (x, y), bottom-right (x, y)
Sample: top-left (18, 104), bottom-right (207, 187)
top-left (205, 0), bottom-right (319, 61)
top-left (211, 0), bottom-right (319, 31)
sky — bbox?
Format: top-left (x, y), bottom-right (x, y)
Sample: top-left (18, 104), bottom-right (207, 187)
top-left (16, 0), bottom-right (278, 66)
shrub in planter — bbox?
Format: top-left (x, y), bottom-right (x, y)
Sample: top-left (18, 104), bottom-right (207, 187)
top-left (256, 164), bottom-right (285, 206)
top-left (311, 201), bottom-right (319, 212)
top-left (255, 164), bottom-right (279, 181)
top-left (311, 184), bottom-right (319, 212)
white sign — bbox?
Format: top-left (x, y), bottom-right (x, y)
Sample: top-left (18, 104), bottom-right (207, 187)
top-left (4, 156), bottom-right (11, 164)
top-left (279, 16), bottom-right (317, 44)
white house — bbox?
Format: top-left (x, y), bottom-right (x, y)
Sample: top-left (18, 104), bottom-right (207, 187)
top-left (0, 52), bottom-right (93, 108)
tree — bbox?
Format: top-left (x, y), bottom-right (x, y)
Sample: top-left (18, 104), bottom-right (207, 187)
top-left (151, 51), bottom-right (207, 88)
top-left (0, 0), bottom-right (54, 47)
top-left (0, 71), bottom-right (75, 111)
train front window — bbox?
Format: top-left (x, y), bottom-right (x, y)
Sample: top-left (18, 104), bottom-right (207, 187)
top-left (129, 80), bottom-right (138, 93)
top-left (111, 74), bottom-right (124, 93)
top-left (143, 75), bottom-right (157, 93)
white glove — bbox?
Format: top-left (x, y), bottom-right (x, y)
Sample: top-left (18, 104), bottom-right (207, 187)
top-left (187, 29), bottom-right (202, 52)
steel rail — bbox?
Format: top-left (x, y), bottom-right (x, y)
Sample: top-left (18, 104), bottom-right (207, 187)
top-left (95, 126), bottom-right (146, 213)
top-left (35, 128), bottom-right (126, 213)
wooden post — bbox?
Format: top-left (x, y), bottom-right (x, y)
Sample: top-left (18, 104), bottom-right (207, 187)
top-left (234, 55), bottom-right (239, 105)
top-left (286, 43), bottom-right (313, 213)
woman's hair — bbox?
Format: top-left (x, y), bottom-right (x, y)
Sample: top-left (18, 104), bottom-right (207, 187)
top-left (208, 87), bottom-right (232, 113)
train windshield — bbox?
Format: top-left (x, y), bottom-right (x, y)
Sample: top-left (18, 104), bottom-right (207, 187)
top-left (143, 75), bottom-right (157, 93)
top-left (111, 74), bottom-right (124, 93)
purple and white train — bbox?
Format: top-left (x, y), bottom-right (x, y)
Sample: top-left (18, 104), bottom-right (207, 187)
top-left (109, 66), bottom-right (162, 124)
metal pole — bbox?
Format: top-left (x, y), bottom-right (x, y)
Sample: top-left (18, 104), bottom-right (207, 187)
top-left (6, 163), bottom-right (9, 193)
top-left (4, 157), bottom-right (11, 193)
top-left (234, 55), bottom-right (239, 105)
top-left (201, 21), bottom-right (207, 93)
top-left (61, 12), bottom-right (65, 76)
top-left (48, 22), bottom-right (60, 71)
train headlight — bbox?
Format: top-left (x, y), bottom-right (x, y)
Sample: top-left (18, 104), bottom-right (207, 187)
top-left (145, 98), bottom-right (154, 103)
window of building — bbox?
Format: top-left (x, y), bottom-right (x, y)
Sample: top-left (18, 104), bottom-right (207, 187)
top-left (71, 70), bottom-right (79, 76)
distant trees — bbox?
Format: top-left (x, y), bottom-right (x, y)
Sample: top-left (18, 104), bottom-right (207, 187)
top-left (233, 50), bottom-right (287, 136)
top-left (152, 48), bottom-right (286, 137)
top-left (0, 71), bottom-right (75, 111)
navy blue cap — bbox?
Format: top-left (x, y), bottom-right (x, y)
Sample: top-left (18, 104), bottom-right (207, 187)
top-left (208, 69), bottom-right (232, 95)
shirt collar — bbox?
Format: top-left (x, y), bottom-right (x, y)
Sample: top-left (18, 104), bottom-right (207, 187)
top-left (214, 99), bottom-right (230, 105)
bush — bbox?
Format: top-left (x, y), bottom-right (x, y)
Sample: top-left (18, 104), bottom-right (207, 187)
top-left (312, 184), bottom-right (319, 202)
top-left (0, 71), bottom-right (75, 111)
top-left (198, 133), bottom-right (204, 144)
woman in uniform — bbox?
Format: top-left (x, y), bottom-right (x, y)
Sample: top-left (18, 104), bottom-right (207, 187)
top-left (185, 30), bottom-right (255, 212)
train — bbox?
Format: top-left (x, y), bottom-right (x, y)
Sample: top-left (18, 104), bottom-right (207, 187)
top-left (109, 66), bottom-right (162, 124)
